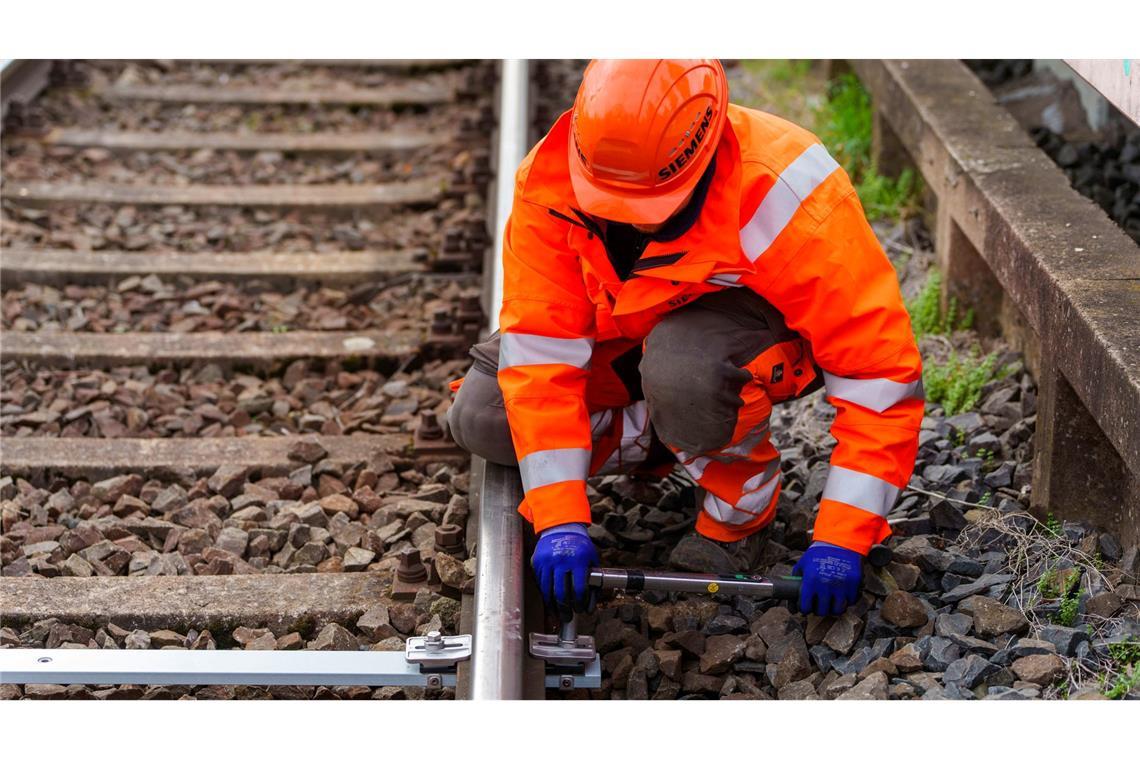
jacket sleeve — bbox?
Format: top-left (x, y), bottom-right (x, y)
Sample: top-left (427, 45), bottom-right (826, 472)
top-left (497, 186), bottom-right (597, 534)
top-left (749, 191), bottom-right (923, 555)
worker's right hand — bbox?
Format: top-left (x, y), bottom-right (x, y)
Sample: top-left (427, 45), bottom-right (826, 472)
top-left (531, 524), bottom-right (599, 612)
top-left (793, 541), bottom-right (862, 617)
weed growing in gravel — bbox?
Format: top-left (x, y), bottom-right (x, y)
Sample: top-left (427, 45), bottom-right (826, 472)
top-left (1102, 639), bottom-right (1140, 698)
top-left (955, 508), bottom-right (1125, 698)
top-left (1108, 637), bottom-right (1140, 667)
top-left (856, 168), bottom-right (921, 222)
top-left (818, 74), bottom-right (872, 173)
top-left (906, 271), bottom-right (975, 338)
top-left (923, 349), bottom-right (1000, 415)
top-left (1104, 667), bottom-right (1140, 699)
top-left (1057, 594), bottom-right (1081, 626)
top-left (817, 74), bottom-right (921, 221)
top-left (1037, 568), bottom-right (1057, 598)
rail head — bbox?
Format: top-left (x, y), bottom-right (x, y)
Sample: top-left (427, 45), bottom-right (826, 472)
top-left (487, 59), bottom-right (529, 334)
top-left (468, 59), bottom-right (532, 700)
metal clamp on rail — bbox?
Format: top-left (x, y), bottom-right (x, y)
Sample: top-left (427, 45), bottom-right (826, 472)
top-left (528, 610), bottom-right (602, 690)
top-left (405, 631), bottom-right (473, 688)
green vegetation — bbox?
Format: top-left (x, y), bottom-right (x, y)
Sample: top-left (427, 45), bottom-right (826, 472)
top-left (855, 169), bottom-right (921, 222)
top-left (1057, 595), bottom-right (1080, 627)
top-left (1104, 638), bottom-right (1140, 698)
top-left (1037, 563), bottom-right (1079, 600)
top-left (1108, 637), bottom-right (1140, 668)
top-left (734, 60), bottom-right (826, 130)
top-left (1036, 560), bottom-right (1081, 625)
top-left (1104, 668), bottom-right (1140, 699)
top-left (817, 75), bottom-right (872, 174)
top-left (906, 271), bottom-right (975, 339)
top-left (816, 74), bottom-right (921, 221)
top-left (908, 270), bottom-right (1000, 415)
top-left (923, 349), bottom-right (999, 416)
top-left (1036, 568), bottom-right (1057, 598)
top-left (732, 65), bottom-right (919, 221)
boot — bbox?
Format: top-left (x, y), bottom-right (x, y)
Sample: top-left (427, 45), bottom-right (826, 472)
top-left (667, 527), bottom-right (770, 575)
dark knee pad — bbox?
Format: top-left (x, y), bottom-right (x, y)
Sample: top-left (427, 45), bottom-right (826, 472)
top-left (641, 313), bottom-right (751, 454)
top-left (446, 367), bottom-right (518, 466)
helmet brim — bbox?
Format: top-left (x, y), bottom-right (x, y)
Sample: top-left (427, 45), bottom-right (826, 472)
top-left (568, 151), bottom-right (712, 225)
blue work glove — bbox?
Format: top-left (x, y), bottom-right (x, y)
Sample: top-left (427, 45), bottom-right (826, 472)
top-left (531, 523), bottom-right (599, 612)
top-left (793, 541), bottom-right (863, 617)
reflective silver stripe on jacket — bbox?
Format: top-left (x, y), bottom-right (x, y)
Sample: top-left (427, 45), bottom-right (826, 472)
top-left (498, 332), bottom-right (594, 370)
top-left (739, 143), bottom-right (840, 262)
top-left (518, 447), bottom-right (591, 493)
top-left (823, 372), bottom-right (924, 414)
top-left (821, 466), bottom-right (899, 517)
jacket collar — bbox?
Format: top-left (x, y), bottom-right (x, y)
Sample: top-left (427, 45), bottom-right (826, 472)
top-left (536, 112), bottom-right (755, 314)
top-left (599, 122), bottom-right (753, 288)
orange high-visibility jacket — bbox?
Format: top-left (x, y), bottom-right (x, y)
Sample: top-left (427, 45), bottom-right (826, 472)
top-left (498, 104), bottom-right (923, 555)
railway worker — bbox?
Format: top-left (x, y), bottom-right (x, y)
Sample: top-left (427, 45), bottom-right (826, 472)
top-left (447, 59), bottom-right (923, 618)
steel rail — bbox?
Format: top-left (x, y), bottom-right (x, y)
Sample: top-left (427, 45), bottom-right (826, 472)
top-left (468, 458), bottom-right (527, 699)
top-left (467, 59), bottom-right (531, 700)
top-left (487, 59), bottom-right (528, 334)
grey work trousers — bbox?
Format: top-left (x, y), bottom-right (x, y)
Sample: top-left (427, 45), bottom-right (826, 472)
top-left (446, 288), bottom-right (822, 468)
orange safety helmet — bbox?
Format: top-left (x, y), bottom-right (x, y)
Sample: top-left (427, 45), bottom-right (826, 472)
top-left (568, 59), bottom-right (729, 225)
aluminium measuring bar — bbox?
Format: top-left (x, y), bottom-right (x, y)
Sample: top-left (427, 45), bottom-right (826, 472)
top-left (1, 632), bottom-right (471, 687)
top-left (0, 648), bottom-right (456, 688)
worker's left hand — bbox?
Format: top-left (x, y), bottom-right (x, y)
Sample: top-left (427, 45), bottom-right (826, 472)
top-left (793, 541), bottom-right (862, 616)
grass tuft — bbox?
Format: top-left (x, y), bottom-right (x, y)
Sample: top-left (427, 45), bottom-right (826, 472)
top-left (906, 271), bottom-right (975, 339)
top-left (923, 349), bottom-right (1000, 416)
top-left (816, 74), bottom-right (921, 221)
